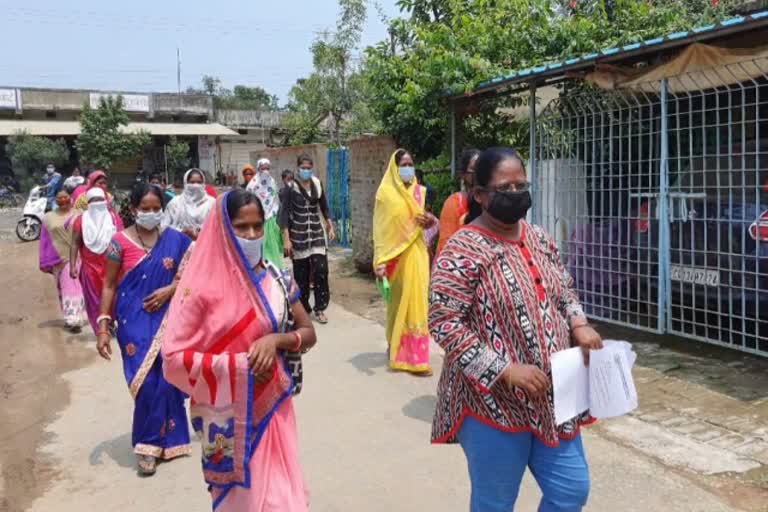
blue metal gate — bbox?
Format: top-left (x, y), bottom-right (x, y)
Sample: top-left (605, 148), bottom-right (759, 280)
top-left (326, 148), bottom-right (351, 247)
top-left (534, 61), bottom-right (768, 356)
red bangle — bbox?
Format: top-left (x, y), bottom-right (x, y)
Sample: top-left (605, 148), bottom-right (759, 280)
top-left (290, 331), bottom-right (302, 352)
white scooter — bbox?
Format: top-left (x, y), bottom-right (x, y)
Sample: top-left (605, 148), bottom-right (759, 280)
top-left (16, 185), bottom-right (48, 242)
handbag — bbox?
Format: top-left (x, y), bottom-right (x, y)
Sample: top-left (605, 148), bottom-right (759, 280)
top-left (266, 262), bottom-right (304, 395)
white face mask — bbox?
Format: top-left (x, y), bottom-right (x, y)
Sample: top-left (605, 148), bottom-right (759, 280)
top-left (135, 211), bottom-right (163, 230)
top-left (89, 201), bottom-right (108, 212)
top-left (185, 183), bottom-right (205, 199)
top-left (236, 235), bottom-right (264, 269)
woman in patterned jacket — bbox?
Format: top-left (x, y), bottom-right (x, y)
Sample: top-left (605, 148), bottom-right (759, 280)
top-left (429, 146), bottom-right (603, 512)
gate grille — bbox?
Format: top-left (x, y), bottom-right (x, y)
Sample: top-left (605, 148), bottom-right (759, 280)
top-left (534, 60), bottom-right (768, 355)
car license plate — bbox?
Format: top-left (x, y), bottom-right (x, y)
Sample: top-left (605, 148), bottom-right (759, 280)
top-left (670, 265), bottom-right (720, 286)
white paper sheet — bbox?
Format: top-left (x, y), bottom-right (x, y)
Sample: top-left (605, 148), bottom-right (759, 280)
top-left (588, 344), bottom-right (639, 419)
top-left (551, 340), bottom-right (639, 425)
top-left (552, 347), bottom-right (590, 425)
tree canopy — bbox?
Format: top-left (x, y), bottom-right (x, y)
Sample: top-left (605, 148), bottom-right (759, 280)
top-left (7, 132), bottom-right (70, 175)
top-left (363, 0), bottom-right (732, 159)
top-left (188, 76), bottom-right (279, 111)
top-left (77, 95), bottom-right (151, 171)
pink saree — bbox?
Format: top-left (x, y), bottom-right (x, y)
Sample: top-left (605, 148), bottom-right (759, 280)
top-left (161, 192), bottom-right (308, 511)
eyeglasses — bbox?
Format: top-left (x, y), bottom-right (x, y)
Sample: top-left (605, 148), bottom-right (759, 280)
top-left (484, 182), bottom-right (531, 193)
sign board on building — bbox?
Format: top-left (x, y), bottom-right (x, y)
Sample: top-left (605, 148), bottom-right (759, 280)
top-left (89, 93), bottom-right (150, 113)
top-left (0, 89), bottom-right (17, 110)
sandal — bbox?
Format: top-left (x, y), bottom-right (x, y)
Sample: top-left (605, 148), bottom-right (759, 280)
top-left (137, 455), bottom-right (157, 476)
top-left (313, 311), bottom-right (328, 324)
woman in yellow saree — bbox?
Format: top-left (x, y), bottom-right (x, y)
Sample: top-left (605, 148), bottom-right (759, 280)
top-left (373, 149), bottom-right (435, 375)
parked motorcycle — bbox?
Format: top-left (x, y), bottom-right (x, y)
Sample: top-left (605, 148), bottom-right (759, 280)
top-left (16, 186), bottom-right (47, 242)
top-left (0, 184), bottom-right (24, 208)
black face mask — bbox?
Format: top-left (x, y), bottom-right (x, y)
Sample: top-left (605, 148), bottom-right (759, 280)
top-left (486, 190), bottom-right (532, 225)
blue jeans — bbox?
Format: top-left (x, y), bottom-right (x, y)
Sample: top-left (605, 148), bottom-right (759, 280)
top-left (458, 416), bottom-right (590, 512)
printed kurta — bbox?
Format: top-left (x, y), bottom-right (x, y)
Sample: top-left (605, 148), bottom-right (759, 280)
top-left (429, 223), bottom-right (592, 446)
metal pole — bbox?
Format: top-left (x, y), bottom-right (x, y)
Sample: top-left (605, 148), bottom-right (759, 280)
top-left (529, 83), bottom-right (538, 223)
top-left (450, 102), bottom-right (456, 178)
top-left (176, 48), bottom-right (181, 98)
top-left (657, 79), bottom-right (670, 333)
top-left (164, 144), bottom-right (169, 186)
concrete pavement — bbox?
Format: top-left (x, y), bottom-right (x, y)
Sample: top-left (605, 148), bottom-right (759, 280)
top-left (24, 301), bottom-right (743, 511)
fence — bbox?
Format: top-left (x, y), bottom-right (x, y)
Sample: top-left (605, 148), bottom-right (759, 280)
top-left (534, 60), bottom-right (768, 356)
top-left (326, 148), bottom-right (351, 247)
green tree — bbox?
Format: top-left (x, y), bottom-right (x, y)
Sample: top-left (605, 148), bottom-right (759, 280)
top-left (6, 132), bottom-right (70, 176)
top-left (285, 0), bottom-right (376, 146)
top-left (189, 77), bottom-right (279, 110)
top-left (77, 95), bottom-right (151, 171)
top-left (164, 137), bottom-right (191, 180)
top-left (364, 0), bottom-right (732, 159)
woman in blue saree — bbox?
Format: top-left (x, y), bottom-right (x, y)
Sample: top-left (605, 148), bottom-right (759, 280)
top-left (97, 183), bottom-right (193, 476)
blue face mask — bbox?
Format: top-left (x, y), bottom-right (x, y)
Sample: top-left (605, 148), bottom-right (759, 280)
top-left (298, 168), bottom-right (314, 181)
top-left (398, 166), bottom-right (415, 183)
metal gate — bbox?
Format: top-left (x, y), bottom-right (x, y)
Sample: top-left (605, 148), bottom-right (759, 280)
top-left (534, 62), bottom-right (768, 356)
top-left (326, 148), bottom-right (351, 247)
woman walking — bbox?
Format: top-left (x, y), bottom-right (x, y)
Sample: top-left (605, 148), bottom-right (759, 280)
top-left (246, 158), bottom-right (284, 267)
top-left (164, 168), bottom-right (216, 240)
top-left (162, 189), bottom-right (316, 511)
top-left (429, 147), bottom-right (603, 512)
top-left (96, 183), bottom-right (192, 476)
top-left (70, 188), bottom-right (124, 335)
top-left (39, 189), bottom-right (87, 332)
top-left (373, 149), bottom-right (435, 375)
top-left (436, 148), bottom-right (480, 257)
top-left (73, 170), bottom-right (113, 211)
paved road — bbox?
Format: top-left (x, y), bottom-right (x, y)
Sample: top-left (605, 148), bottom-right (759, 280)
top-left (25, 302), bottom-right (738, 512)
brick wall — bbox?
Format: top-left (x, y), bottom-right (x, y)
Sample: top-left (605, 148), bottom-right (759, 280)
top-left (254, 143), bottom-right (329, 187)
top-left (349, 135), bottom-right (397, 273)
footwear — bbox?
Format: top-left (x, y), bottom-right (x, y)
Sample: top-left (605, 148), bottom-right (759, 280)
top-left (68, 325), bottom-right (82, 334)
top-left (137, 455), bottom-right (157, 476)
top-left (313, 311), bottom-right (328, 324)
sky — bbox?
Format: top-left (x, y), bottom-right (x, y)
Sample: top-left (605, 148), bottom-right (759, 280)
top-left (0, 0), bottom-right (401, 104)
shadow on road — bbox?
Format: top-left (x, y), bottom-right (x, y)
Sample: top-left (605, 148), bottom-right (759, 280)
top-left (402, 395), bottom-right (437, 423)
top-left (347, 352), bottom-right (387, 376)
top-left (89, 432), bottom-right (134, 469)
top-left (37, 319), bottom-right (64, 330)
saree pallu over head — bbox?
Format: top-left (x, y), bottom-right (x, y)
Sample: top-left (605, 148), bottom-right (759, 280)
top-left (373, 150), bottom-right (431, 373)
top-left (161, 191), bottom-right (294, 505)
top-left (115, 228), bottom-right (192, 398)
top-left (373, 151), bottom-right (427, 267)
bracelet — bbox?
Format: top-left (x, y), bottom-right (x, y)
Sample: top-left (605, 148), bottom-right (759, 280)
top-left (97, 315), bottom-right (112, 325)
top-left (290, 331), bottom-right (302, 352)
top-left (98, 330), bottom-right (110, 336)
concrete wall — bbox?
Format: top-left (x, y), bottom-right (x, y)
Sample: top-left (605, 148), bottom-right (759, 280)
top-left (153, 94), bottom-right (212, 117)
top-left (348, 135), bottom-right (397, 273)
top-left (219, 134), bottom-right (269, 183)
top-left (215, 110), bottom-right (287, 129)
top-left (255, 143), bottom-right (329, 189)
top-left (22, 90), bottom-right (87, 111)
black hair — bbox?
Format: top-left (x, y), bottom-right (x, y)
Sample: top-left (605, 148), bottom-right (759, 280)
top-left (459, 149), bottom-right (481, 173)
top-left (130, 182), bottom-right (166, 209)
top-left (55, 188), bottom-right (71, 197)
top-left (226, 189), bottom-right (265, 221)
top-left (149, 173), bottom-right (164, 183)
top-left (297, 153), bottom-right (313, 166)
top-left (394, 149), bottom-right (411, 166)
top-left (464, 147), bottom-right (526, 225)
top-left (415, 168), bottom-right (424, 181)
top-left (186, 168), bottom-right (204, 183)
top-left (281, 169), bottom-right (294, 180)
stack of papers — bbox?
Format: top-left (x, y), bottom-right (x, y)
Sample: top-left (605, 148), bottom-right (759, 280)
top-left (551, 340), bottom-right (638, 425)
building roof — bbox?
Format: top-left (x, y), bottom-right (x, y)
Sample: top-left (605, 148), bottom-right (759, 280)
top-left (0, 120), bottom-right (237, 137)
top-left (460, 9), bottom-right (768, 100)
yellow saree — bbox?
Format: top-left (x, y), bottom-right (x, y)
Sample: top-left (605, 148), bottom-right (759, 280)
top-left (373, 151), bottom-right (431, 373)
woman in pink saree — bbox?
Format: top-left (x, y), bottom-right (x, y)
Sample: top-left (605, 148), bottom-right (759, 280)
top-left (69, 188), bottom-right (124, 335)
top-left (161, 189), bottom-right (316, 511)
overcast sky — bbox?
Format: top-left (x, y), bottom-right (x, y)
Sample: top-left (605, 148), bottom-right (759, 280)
top-left (0, 0), bottom-right (401, 103)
